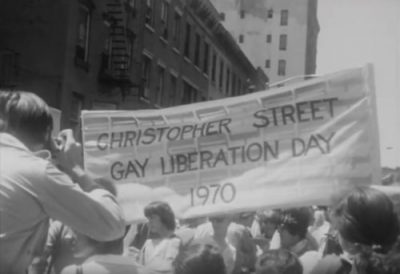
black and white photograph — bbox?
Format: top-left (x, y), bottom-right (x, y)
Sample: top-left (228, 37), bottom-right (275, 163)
top-left (1, 0), bottom-right (399, 273)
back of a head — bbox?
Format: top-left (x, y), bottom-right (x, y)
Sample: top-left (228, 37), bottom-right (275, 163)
top-left (175, 243), bottom-right (226, 274)
top-left (332, 186), bottom-right (399, 252)
top-left (280, 207), bottom-right (311, 239)
top-left (332, 187), bottom-right (400, 274)
top-left (0, 90), bottom-right (52, 147)
top-left (256, 249), bottom-right (303, 274)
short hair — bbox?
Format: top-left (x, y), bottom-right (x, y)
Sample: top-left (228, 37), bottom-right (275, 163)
top-left (0, 91), bottom-right (53, 146)
top-left (256, 249), bottom-right (303, 274)
top-left (144, 201), bottom-right (176, 231)
top-left (332, 186), bottom-right (399, 253)
top-left (175, 243), bottom-right (226, 274)
top-left (280, 208), bottom-right (311, 239)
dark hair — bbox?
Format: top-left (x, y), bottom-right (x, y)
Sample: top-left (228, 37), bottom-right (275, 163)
top-left (332, 186), bottom-right (399, 252)
top-left (256, 249), bottom-right (303, 274)
top-left (144, 201), bottom-right (176, 231)
top-left (175, 243), bottom-right (226, 274)
top-left (280, 208), bottom-right (311, 239)
top-left (0, 91), bottom-right (53, 146)
top-left (332, 186), bottom-right (400, 274)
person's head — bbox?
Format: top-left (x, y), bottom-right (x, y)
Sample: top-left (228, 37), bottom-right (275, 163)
top-left (279, 208), bottom-right (311, 249)
top-left (312, 207), bottom-right (327, 227)
top-left (235, 211), bottom-right (255, 228)
top-left (331, 186), bottom-right (399, 255)
top-left (144, 201), bottom-right (176, 237)
top-left (175, 243), bottom-right (226, 274)
top-left (209, 214), bottom-right (232, 239)
top-left (257, 209), bottom-right (281, 239)
top-left (331, 187), bottom-right (400, 274)
top-left (256, 249), bottom-right (303, 274)
top-left (0, 90), bottom-right (53, 151)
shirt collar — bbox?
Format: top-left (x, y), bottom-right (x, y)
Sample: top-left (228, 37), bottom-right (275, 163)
top-left (0, 132), bottom-right (52, 160)
top-left (0, 132), bottom-right (30, 152)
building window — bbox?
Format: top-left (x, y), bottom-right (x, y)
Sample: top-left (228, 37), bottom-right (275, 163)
top-left (240, 10), bottom-right (245, 19)
top-left (225, 68), bottom-right (230, 95)
top-left (231, 73), bottom-right (236, 96)
top-left (279, 34), bottom-right (287, 50)
top-left (211, 53), bottom-right (217, 82)
top-left (266, 34), bottom-right (271, 43)
top-left (145, 0), bottom-right (154, 27)
top-left (169, 74), bottom-right (177, 105)
top-left (280, 10), bottom-right (288, 26)
top-left (75, 3), bottom-right (91, 64)
top-left (239, 34), bottom-right (244, 43)
top-left (157, 66), bottom-right (165, 105)
top-left (268, 9), bottom-right (273, 18)
top-left (220, 12), bottom-right (225, 21)
top-left (0, 50), bottom-right (19, 88)
top-left (238, 78), bottom-right (242, 94)
top-left (142, 55), bottom-right (152, 98)
top-left (184, 23), bottom-right (191, 58)
top-left (194, 33), bottom-right (201, 67)
top-left (278, 59), bottom-right (286, 76)
top-left (161, 0), bottom-right (168, 22)
top-left (219, 60), bottom-right (224, 90)
top-left (203, 42), bottom-right (209, 74)
top-left (160, 0), bottom-right (169, 40)
top-left (172, 12), bottom-right (181, 46)
top-left (265, 59), bottom-right (270, 68)
top-left (182, 81), bottom-right (197, 104)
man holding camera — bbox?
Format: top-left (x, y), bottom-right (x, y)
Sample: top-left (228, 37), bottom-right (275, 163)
top-left (0, 91), bottom-right (126, 274)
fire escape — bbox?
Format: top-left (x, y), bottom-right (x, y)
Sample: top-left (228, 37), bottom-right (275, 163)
top-left (100, 0), bottom-right (136, 95)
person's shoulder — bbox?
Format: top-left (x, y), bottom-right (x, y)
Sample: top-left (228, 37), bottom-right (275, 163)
top-left (83, 255), bottom-right (142, 274)
top-left (310, 254), bottom-right (352, 274)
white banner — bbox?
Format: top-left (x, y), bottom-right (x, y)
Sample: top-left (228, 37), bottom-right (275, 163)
top-left (82, 65), bottom-right (380, 223)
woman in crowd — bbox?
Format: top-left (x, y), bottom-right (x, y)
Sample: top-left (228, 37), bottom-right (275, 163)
top-left (175, 243), bottom-right (226, 274)
top-left (311, 186), bottom-right (400, 274)
top-left (139, 201), bottom-right (181, 273)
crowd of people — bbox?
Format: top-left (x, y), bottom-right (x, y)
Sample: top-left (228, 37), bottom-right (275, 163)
top-left (1, 90), bottom-right (400, 274)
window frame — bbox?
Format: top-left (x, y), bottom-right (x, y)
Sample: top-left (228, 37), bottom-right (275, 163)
top-left (280, 9), bottom-right (289, 26)
top-left (184, 23), bottom-right (192, 58)
top-left (75, 3), bottom-right (91, 67)
top-left (279, 34), bottom-right (287, 50)
top-left (278, 59), bottom-right (286, 76)
top-left (142, 54), bottom-right (153, 98)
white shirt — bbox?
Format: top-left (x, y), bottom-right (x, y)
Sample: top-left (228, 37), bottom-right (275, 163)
top-left (0, 133), bottom-right (125, 274)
